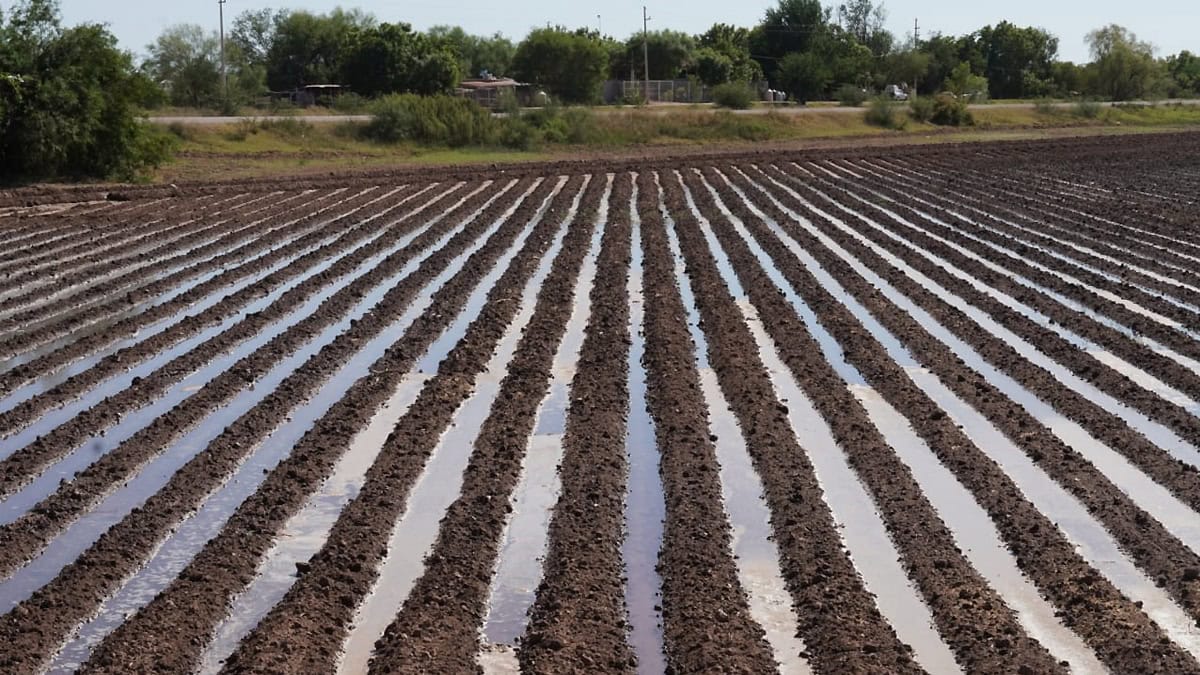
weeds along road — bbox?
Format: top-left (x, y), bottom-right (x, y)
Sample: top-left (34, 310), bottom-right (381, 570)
top-left (3, 132), bottom-right (1200, 673)
top-left (147, 99), bottom-right (1200, 126)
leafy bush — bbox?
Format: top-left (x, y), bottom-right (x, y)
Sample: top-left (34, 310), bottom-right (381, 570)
top-left (364, 94), bottom-right (493, 146)
top-left (909, 96), bottom-right (935, 123)
top-left (712, 82), bottom-right (755, 109)
top-left (931, 94), bottom-right (974, 126)
top-left (258, 117), bottom-right (313, 139)
top-left (1074, 99), bottom-right (1103, 119)
top-left (332, 93), bottom-right (369, 113)
top-left (0, 4), bottom-right (175, 182)
top-left (512, 28), bottom-right (609, 104)
top-left (1033, 97), bottom-right (1057, 114)
top-left (495, 117), bottom-right (538, 150)
top-left (836, 84), bottom-right (868, 107)
top-left (864, 97), bottom-right (904, 129)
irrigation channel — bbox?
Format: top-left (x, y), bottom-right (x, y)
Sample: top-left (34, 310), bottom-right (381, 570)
top-left (2, 131), bottom-right (1200, 673)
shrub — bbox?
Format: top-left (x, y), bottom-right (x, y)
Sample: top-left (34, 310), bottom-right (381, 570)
top-left (1075, 99), bottom-right (1103, 119)
top-left (496, 117), bottom-right (539, 150)
top-left (864, 97), bottom-right (903, 129)
top-left (931, 94), bottom-right (973, 126)
top-left (0, 11), bottom-right (175, 182)
top-left (258, 117), bottom-right (313, 139)
top-left (1033, 97), bottom-right (1057, 115)
top-left (364, 94), bottom-right (493, 146)
top-left (712, 82), bottom-right (755, 110)
top-left (909, 96), bottom-right (935, 123)
top-left (332, 93), bottom-right (369, 114)
top-left (836, 84), bottom-right (868, 107)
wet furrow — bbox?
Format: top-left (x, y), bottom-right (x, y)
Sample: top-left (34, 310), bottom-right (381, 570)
top-left (77, 176), bottom-right (577, 674)
top-left (201, 176), bottom-right (581, 675)
top-left (892, 159), bottom-right (1200, 272)
top-left (0, 178), bottom-right (532, 673)
top-left (359, 176), bottom-right (604, 674)
top-left (0, 196), bottom-right (211, 281)
top-left (48, 180), bottom-right (547, 674)
top-left (910, 160), bottom-right (1200, 257)
top-left (668, 173), bottom-right (812, 674)
top-left (648, 173), bottom-right (917, 673)
top-left (730, 164), bottom-right (1200, 670)
top-left (855, 160), bottom-right (1200, 303)
top-left (768, 165), bottom-right (1200, 507)
top-left (0, 185), bottom-right (456, 486)
top-left (635, 171), bottom-right (782, 674)
top-left (0, 182), bottom-right (501, 576)
top-left (677, 168), bottom-right (1051, 673)
top-left (0, 189), bottom-right (347, 345)
top-left (519, 173), bottom-right (640, 674)
top-left (805, 164), bottom-right (1200, 430)
top-left (0, 193), bottom-right (262, 291)
top-left (477, 176), bottom-right (613, 672)
top-left (190, 181), bottom-right (545, 675)
top-left (0, 185), bottom-right (441, 419)
top-left (0, 191), bottom-right (316, 318)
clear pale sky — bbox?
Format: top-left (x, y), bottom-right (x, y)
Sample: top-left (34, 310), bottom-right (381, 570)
top-left (47, 0), bottom-right (1198, 64)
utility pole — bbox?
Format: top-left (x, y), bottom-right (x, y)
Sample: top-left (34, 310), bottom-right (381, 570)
top-left (643, 6), bottom-right (651, 102)
top-left (218, 0), bottom-right (228, 102)
top-left (912, 18), bottom-right (920, 98)
top-left (597, 14), bottom-right (602, 36)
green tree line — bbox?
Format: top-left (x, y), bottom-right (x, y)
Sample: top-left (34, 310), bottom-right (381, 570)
top-left (2, 0), bottom-right (1199, 182)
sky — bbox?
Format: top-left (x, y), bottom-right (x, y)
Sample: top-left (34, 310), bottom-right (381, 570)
top-left (43, 0), bottom-right (1199, 64)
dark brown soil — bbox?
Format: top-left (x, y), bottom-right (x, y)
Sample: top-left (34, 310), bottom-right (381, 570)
top-left (1, 132), bottom-right (1199, 674)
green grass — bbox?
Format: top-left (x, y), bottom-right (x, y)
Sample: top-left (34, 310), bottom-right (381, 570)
top-left (152, 103), bottom-right (1200, 183)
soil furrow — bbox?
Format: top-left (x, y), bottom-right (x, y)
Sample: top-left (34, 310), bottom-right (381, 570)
top-left (78, 176), bottom-right (577, 675)
top-left (632, 170), bottom-right (785, 674)
top-left (676, 168), bottom-right (1057, 673)
top-left (852, 160), bottom-right (1200, 300)
top-left (0, 192), bottom-right (303, 313)
top-left (0, 188), bottom-right (350, 334)
top-left (519, 173), bottom-right (636, 674)
top-left (0, 180), bottom-right (508, 581)
top-left (0, 191), bottom-right (351, 363)
top-left (769, 165), bottom-right (1200, 516)
top-left (0, 193), bottom-right (264, 288)
top-left (733, 163), bottom-right (1200, 669)
top-left (0, 184), bottom-right (436, 426)
top-left (361, 175), bottom-right (606, 674)
top-left (0, 178), bottom-right (532, 674)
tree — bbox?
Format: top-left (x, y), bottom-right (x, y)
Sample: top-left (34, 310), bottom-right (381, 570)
top-left (428, 26), bottom-right (515, 79)
top-left (143, 24), bottom-right (221, 107)
top-left (697, 23), bottom-right (763, 83)
top-left (1165, 51), bottom-right (1200, 97)
top-left (836, 0), bottom-right (892, 57)
top-left (0, 0), bottom-right (173, 181)
top-left (944, 61), bottom-right (988, 99)
top-left (975, 22), bottom-right (1058, 99)
top-left (230, 8), bottom-right (280, 68)
top-left (695, 48), bottom-right (734, 85)
top-left (512, 27), bottom-right (608, 103)
top-left (777, 51), bottom-right (831, 102)
top-left (340, 23), bottom-right (459, 97)
top-left (610, 30), bottom-right (696, 81)
top-left (265, 8), bottom-right (374, 90)
top-left (1086, 24), bottom-right (1161, 100)
top-left (885, 48), bottom-right (930, 92)
top-left (751, 0), bottom-right (831, 82)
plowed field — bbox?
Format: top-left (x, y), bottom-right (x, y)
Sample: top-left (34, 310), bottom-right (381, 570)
top-left (4, 132), bottom-right (1200, 674)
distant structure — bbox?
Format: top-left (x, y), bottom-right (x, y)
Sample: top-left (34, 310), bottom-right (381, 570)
top-left (267, 84), bottom-right (347, 107)
top-left (456, 76), bottom-right (531, 109)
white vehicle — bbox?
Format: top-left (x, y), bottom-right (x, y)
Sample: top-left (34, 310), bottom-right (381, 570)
top-left (883, 84), bottom-right (909, 101)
